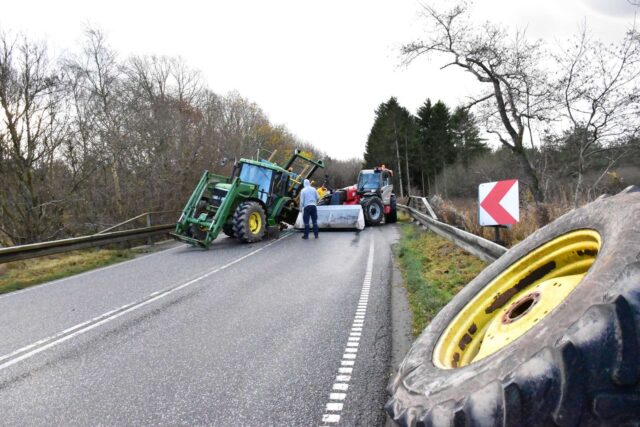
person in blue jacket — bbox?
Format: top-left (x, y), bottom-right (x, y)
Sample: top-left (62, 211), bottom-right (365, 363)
top-left (300, 179), bottom-right (319, 239)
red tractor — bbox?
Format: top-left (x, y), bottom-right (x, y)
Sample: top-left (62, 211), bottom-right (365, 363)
top-left (319, 166), bottom-right (397, 226)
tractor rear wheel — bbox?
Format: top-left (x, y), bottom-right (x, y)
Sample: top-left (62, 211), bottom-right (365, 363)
top-left (385, 195), bottom-right (397, 224)
top-left (362, 196), bottom-right (384, 226)
top-left (386, 188), bottom-right (640, 427)
top-left (233, 201), bottom-right (266, 243)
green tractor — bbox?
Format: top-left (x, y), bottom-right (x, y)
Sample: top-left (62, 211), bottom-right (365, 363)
top-left (171, 150), bottom-right (325, 248)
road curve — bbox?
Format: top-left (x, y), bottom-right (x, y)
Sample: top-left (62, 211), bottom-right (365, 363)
top-left (0, 226), bottom-right (399, 426)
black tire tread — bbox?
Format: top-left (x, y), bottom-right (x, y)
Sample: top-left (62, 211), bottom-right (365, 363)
top-left (363, 196), bottom-right (384, 226)
top-left (386, 195), bottom-right (398, 224)
top-left (611, 295), bottom-right (640, 386)
top-left (387, 192), bottom-right (640, 427)
top-left (389, 296), bottom-right (640, 427)
top-left (232, 201), bottom-right (266, 243)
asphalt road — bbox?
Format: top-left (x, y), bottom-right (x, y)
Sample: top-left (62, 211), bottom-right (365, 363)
top-left (0, 225), bottom-right (399, 426)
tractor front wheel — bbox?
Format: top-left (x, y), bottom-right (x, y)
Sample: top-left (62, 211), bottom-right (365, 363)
top-left (362, 196), bottom-right (384, 226)
top-left (233, 201), bottom-right (266, 243)
top-left (222, 223), bottom-right (235, 238)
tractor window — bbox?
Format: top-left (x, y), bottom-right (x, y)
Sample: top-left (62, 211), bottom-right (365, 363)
top-left (358, 172), bottom-right (381, 191)
top-left (273, 172), bottom-right (288, 196)
top-left (239, 164), bottom-right (274, 203)
top-left (382, 172), bottom-right (391, 187)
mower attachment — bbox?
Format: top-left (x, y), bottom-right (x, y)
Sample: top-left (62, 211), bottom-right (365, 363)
top-left (294, 205), bottom-right (365, 230)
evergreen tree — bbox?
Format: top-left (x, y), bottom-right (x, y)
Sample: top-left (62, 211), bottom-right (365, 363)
top-left (430, 101), bottom-right (454, 194)
top-left (363, 97), bottom-right (415, 197)
top-left (450, 107), bottom-right (488, 167)
top-left (414, 99), bottom-right (455, 194)
top-left (415, 99), bottom-right (432, 195)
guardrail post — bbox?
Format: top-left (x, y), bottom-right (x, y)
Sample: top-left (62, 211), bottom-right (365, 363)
top-left (420, 197), bottom-right (438, 220)
top-left (408, 196), bottom-right (416, 212)
top-left (146, 213), bottom-right (153, 247)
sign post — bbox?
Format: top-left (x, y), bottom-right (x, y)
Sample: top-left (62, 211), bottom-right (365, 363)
top-left (478, 180), bottom-right (519, 245)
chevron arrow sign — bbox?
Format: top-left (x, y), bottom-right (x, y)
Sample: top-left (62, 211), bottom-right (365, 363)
top-left (478, 179), bottom-right (519, 226)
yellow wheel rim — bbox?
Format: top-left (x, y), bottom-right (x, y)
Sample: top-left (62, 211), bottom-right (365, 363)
top-left (433, 229), bottom-right (601, 369)
top-left (249, 212), bottom-right (262, 234)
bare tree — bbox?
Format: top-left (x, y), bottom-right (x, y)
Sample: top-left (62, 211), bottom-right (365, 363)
top-left (557, 24), bottom-right (640, 206)
top-left (218, 91), bottom-right (269, 160)
top-left (67, 28), bottom-right (128, 217)
top-left (0, 31), bottom-right (68, 243)
top-left (403, 3), bottom-right (555, 215)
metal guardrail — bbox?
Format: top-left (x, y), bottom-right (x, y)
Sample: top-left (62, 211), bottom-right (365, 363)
top-left (398, 203), bottom-right (507, 263)
top-left (97, 210), bottom-right (179, 234)
top-left (0, 224), bottom-right (175, 264)
top-left (0, 211), bottom-right (180, 265)
top-left (407, 195), bottom-right (438, 220)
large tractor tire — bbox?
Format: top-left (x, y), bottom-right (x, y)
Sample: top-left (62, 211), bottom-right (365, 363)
top-left (386, 195), bottom-right (398, 224)
top-left (387, 188), bottom-right (640, 427)
top-left (363, 196), bottom-right (384, 226)
top-left (232, 201), bottom-right (266, 243)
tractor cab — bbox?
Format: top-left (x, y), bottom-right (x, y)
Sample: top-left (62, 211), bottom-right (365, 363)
top-left (357, 170), bottom-right (382, 192)
top-left (231, 159), bottom-right (290, 208)
top-left (357, 166), bottom-right (393, 195)
top-left (201, 161), bottom-right (281, 215)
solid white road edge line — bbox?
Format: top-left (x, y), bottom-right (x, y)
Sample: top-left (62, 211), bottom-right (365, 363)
top-left (0, 244), bottom-right (185, 301)
top-left (320, 236), bottom-right (374, 426)
top-left (0, 234), bottom-right (291, 372)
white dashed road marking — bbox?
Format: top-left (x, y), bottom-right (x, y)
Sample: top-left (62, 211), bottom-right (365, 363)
top-left (0, 234), bottom-right (291, 372)
top-left (320, 237), bottom-right (374, 425)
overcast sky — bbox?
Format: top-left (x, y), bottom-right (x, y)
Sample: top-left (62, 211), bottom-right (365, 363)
top-left (1, 0), bottom-right (637, 159)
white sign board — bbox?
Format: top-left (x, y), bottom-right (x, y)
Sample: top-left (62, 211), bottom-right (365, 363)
top-left (478, 179), bottom-right (519, 226)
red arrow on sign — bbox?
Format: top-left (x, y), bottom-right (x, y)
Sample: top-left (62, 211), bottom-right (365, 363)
top-left (480, 179), bottom-right (518, 225)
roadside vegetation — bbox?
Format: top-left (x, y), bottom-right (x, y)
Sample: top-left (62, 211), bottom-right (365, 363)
top-left (0, 249), bottom-right (134, 295)
top-left (0, 27), bottom-right (361, 247)
top-left (396, 222), bottom-right (486, 337)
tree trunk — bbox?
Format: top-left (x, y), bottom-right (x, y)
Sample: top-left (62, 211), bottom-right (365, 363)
top-left (442, 161), bottom-right (447, 199)
top-left (393, 122), bottom-right (404, 198)
top-left (573, 160), bottom-right (583, 208)
top-left (513, 147), bottom-right (548, 225)
top-left (111, 162), bottom-right (124, 218)
top-left (404, 133), bottom-right (411, 196)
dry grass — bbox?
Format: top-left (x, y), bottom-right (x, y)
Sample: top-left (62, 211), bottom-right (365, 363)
top-left (0, 249), bottom-right (134, 295)
top-left (397, 209), bottom-right (411, 222)
top-left (433, 198), bottom-right (572, 247)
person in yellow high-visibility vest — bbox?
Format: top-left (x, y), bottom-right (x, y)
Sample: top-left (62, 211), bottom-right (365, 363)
top-left (317, 184), bottom-right (329, 199)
